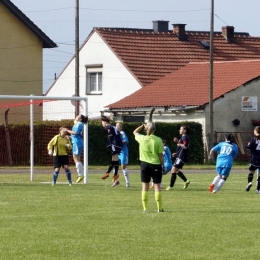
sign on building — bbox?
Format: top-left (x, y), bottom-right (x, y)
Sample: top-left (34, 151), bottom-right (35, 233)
top-left (242, 96), bottom-right (258, 111)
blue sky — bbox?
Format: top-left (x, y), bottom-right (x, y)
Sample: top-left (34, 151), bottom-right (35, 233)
top-left (10, 0), bottom-right (260, 93)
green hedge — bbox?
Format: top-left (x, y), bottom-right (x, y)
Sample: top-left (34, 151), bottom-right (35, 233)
top-left (0, 120), bottom-right (204, 166)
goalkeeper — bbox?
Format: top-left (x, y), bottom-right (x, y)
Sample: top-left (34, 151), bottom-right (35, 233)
top-left (47, 127), bottom-right (72, 185)
top-left (65, 114), bottom-right (88, 183)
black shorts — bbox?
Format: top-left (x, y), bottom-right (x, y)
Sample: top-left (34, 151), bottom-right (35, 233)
top-left (140, 161), bottom-right (162, 184)
top-left (53, 155), bottom-right (69, 168)
top-left (109, 145), bottom-right (122, 155)
top-left (173, 158), bottom-right (185, 169)
top-left (249, 164), bottom-right (260, 171)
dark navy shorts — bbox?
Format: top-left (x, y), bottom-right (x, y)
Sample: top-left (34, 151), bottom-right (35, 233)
top-left (140, 161), bottom-right (162, 184)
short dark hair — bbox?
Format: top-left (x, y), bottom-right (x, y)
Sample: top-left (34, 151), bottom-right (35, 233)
top-left (80, 115), bottom-right (89, 124)
top-left (101, 116), bottom-right (110, 123)
top-left (225, 133), bottom-right (234, 144)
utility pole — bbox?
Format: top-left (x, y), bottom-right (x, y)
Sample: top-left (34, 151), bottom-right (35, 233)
top-left (75, 0), bottom-right (80, 116)
top-left (209, 0), bottom-right (214, 155)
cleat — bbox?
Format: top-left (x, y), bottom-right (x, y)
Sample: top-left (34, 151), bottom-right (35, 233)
top-left (126, 183), bottom-right (130, 188)
top-left (76, 176), bottom-right (84, 183)
top-left (208, 184), bottom-right (214, 192)
top-left (184, 180), bottom-right (190, 189)
top-left (112, 174), bottom-right (119, 182)
top-left (212, 190), bottom-right (217, 194)
top-left (158, 209), bottom-right (164, 212)
top-left (246, 182), bottom-right (252, 192)
top-left (256, 190), bottom-right (260, 194)
top-left (149, 185), bottom-right (154, 189)
top-left (51, 181), bottom-right (55, 186)
top-left (112, 180), bottom-right (120, 187)
top-left (102, 173), bottom-right (109, 179)
top-left (69, 182), bottom-right (72, 186)
top-left (166, 186), bottom-right (173, 191)
top-left (143, 210), bottom-right (148, 213)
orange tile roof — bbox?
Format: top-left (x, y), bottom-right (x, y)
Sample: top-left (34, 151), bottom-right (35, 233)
top-left (106, 60), bottom-right (260, 109)
top-left (96, 27), bottom-right (260, 86)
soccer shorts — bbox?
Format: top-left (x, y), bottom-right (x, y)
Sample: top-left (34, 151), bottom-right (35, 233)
top-left (53, 155), bottom-right (69, 168)
top-left (72, 143), bottom-right (83, 156)
top-left (118, 152), bottom-right (128, 165)
top-left (109, 145), bottom-right (122, 155)
top-left (173, 158), bottom-right (184, 169)
top-left (249, 164), bottom-right (260, 171)
top-left (140, 161), bottom-right (162, 184)
top-left (216, 166), bottom-right (231, 177)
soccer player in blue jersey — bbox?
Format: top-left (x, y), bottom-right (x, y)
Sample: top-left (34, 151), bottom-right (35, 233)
top-left (116, 123), bottom-right (130, 188)
top-left (47, 127), bottom-right (72, 185)
top-left (166, 126), bottom-right (190, 190)
top-left (65, 114), bottom-right (88, 183)
top-left (245, 126), bottom-right (260, 193)
top-left (101, 116), bottom-right (123, 187)
top-left (208, 134), bottom-right (238, 193)
top-left (150, 139), bottom-right (172, 188)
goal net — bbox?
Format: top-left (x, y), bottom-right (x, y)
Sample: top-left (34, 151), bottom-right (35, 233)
top-left (0, 95), bottom-right (89, 185)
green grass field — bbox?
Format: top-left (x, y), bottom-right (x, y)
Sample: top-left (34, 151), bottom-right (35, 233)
top-left (1, 168), bottom-right (259, 260)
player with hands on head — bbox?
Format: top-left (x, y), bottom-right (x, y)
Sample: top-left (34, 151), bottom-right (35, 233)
top-left (245, 126), bottom-right (260, 193)
top-left (208, 133), bottom-right (238, 193)
top-left (166, 125), bottom-right (190, 191)
top-left (133, 122), bottom-right (164, 213)
top-left (64, 114), bottom-right (88, 183)
top-left (47, 126), bottom-right (72, 186)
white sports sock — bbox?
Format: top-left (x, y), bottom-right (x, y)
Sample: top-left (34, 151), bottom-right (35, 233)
top-left (212, 175), bottom-right (221, 186)
top-left (76, 162), bottom-right (83, 176)
top-left (214, 179), bottom-right (226, 192)
top-left (123, 168), bottom-right (129, 184)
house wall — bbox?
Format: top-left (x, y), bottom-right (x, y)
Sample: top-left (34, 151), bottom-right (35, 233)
top-left (44, 32), bottom-right (142, 120)
top-left (0, 3), bottom-right (43, 122)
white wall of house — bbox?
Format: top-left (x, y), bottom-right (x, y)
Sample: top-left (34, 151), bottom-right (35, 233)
top-left (43, 32), bottom-right (142, 120)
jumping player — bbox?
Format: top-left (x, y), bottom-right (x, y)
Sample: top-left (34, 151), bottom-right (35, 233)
top-left (116, 123), bottom-right (130, 188)
top-left (246, 126), bottom-right (260, 193)
top-left (65, 114), bottom-right (88, 183)
top-left (166, 125), bottom-right (190, 190)
top-left (208, 134), bottom-right (238, 193)
top-left (101, 116), bottom-right (123, 187)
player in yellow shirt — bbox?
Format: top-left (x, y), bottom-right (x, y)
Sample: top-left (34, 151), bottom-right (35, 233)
top-left (47, 127), bottom-right (72, 186)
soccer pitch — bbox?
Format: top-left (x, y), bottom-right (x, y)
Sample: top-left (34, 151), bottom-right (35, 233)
top-left (0, 170), bottom-right (259, 260)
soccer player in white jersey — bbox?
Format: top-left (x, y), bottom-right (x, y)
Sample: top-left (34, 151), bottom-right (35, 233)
top-left (65, 114), bottom-right (88, 183)
top-left (116, 123), bottom-right (130, 187)
top-left (208, 134), bottom-right (238, 193)
top-left (246, 126), bottom-right (260, 193)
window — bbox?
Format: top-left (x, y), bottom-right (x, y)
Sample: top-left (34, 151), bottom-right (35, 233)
top-left (86, 64), bottom-right (103, 94)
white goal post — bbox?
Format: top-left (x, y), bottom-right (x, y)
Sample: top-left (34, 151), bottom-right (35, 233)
top-left (0, 95), bottom-right (89, 183)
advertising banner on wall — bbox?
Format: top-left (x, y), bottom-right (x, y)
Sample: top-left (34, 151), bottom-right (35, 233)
top-left (241, 96), bottom-right (258, 111)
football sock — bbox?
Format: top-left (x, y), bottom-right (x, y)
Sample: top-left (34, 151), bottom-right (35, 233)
top-left (169, 173), bottom-right (177, 187)
top-left (248, 173), bottom-right (254, 183)
top-left (215, 179), bottom-right (226, 192)
top-left (76, 162), bottom-right (83, 176)
top-left (177, 171), bottom-right (187, 182)
top-left (114, 160), bottom-right (119, 175)
top-left (65, 169), bottom-right (72, 183)
top-left (257, 176), bottom-right (260, 190)
top-left (212, 175), bottom-right (221, 185)
top-left (52, 171), bottom-right (59, 183)
top-left (107, 161), bottom-right (114, 173)
top-left (123, 168), bottom-right (129, 183)
top-left (155, 191), bottom-right (162, 211)
top-left (142, 191), bottom-right (148, 211)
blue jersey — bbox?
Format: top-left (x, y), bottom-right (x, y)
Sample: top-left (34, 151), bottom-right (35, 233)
top-left (120, 130), bottom-right (129, 156)
top-left (163, 145), bottom-right (172, 171)
top-left (176, 135), bottom-right (189, 163)
top-left (71, 121), bottom-right (84, 145)
top-left (212, 141), bottom-right (238, 168)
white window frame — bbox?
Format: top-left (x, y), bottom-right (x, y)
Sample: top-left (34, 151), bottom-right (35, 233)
top-left (86, 65), bottom-right (103, 95)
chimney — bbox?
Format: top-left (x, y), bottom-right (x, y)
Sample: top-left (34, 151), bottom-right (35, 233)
top-left (222, 26), bottom-right (235, 43)
top-left (172, 24), bottom-right (187, 40)
top-left (153, 20), bottom-right (169, 33)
